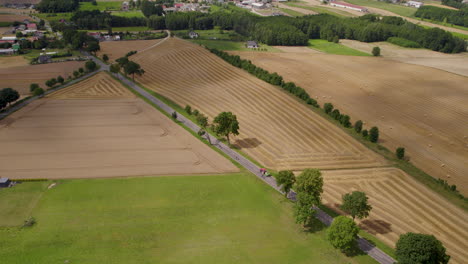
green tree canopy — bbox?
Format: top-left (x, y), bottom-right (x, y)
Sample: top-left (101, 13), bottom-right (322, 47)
top-left (0, 88), bottom-right (20, 105)
top-left (29, 83), bottom-right (40, 93)
top-left (213, 111), bottom-right (239, 145)
top-left (396, 233), bottom-right (450, 264)
top-left (275, 170), bottom-right (296, 197)
top-left (369, 126), bottom-right (379, 143)
top-left (123, 61), bottom-right (145, 81)
top-left (110, 63), bottom-right (121, 74)
top-left (340, 191), bottom-right (372, 220)
top-left (294, 169), bottom-right (323, 225)
top-left (327, 216), bottom-right (359, 252)
top-left (85, 60), bottom-right (97, 72)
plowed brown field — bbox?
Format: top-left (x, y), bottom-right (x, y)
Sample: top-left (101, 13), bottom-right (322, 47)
top-left (132, 38), bottom-right (386, 171)
top-left (96, 39), bottom-right (163, 62)
top-left (0, 14), bottom-right (30, 22)
top-left (322, 168), bottom-right (468, 264)
top-left (231, 51), bottom-right (468, 195)
top-left (0, 60), bottom-right (84, 95)
top-left (0, 72), bottom-right (238, 179)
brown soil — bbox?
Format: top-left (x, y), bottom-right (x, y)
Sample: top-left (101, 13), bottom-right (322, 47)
top-left (132, 38), bottom-right (387, 172)
top-left (0, 59), bottom-right (85, 95)
top-left (231, 50), bottom-right (468, 195)
top-left (96, 39), bottom-right (163, 62)
top-left (0, 14), bottom-right (30, 22)
top-left (340, 39), bottom-right (468, 76)
top-left (322, 168), bottom-right (468, 264)
top-left (0, 72), bottom-right (238, 179)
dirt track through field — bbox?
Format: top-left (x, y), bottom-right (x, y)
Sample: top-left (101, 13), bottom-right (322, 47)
top-left (0, 72), bottom-right (238, 179)
top-left (232, 50), bottom-right (468, 196)
top-left (0, 60), bottom-right (85, 95)
top-left (133, 38), bottom-right (387, 171)
top-left (322, 168), bottom-right (468, 264)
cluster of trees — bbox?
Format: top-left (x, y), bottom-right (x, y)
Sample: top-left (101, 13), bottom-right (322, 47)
top-left (415, 6), bottom-right (468, 27)
top-left (294, 13), bottom-right (466, 53)
top-left (36, 0), bottom-right (80, 13)
top-left (71, 10), bottom-right (146, 30)
top-left (442, 0), bottom-right (467, 9)
top-left (62, 28), bottom-right (100, 52)
top-left (0, 88), bottom-right (20, 111)
top-left (112, 56), bottom-right (145, 81)
top-left (29, 84), bottom-right (45, 96)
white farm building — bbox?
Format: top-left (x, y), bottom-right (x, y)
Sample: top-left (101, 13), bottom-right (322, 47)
top-left (329, 1), bottom-right (368, 12)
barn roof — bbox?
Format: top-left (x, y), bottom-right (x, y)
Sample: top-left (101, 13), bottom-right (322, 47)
top-left (0, 178), bottom-right (10, 183)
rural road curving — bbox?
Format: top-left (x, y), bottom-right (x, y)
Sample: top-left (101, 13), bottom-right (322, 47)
top-left (83, 50), bottom-right (396, 264)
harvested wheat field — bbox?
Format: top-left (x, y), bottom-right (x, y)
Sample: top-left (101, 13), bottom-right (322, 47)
top-left (232, 50), bottom-right (468, 195)
top-left (132, 38), bottom-right (386, 171)
top-left (0, 59), bottom-right (84, 95)
top-left (96, 39), bottom-right (164, 62)
top-left (0, 72), bottom-right (237, 179)
top-left (322, 168), bottom-right (468, 264)
top-left (340, 39), bottom-right (468, 77)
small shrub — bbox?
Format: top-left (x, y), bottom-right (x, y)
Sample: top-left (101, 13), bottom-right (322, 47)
top-left (185, 105), bottom-right (192, 115)
top-left (22, 217), bottom-right (36, 227)
top-left (331, 109), bottom-right (341, 120)
top-left (372, 46), bottom-right (381, 56)
top-left (369, 126), bottom-right (379, 143)
top-left (396, 147), bottom-right (405, 159)
top-left (362, 129), bottom-right (368, 138)
top-left (354, 120), bottom-right (363, 133)
top-left (198, 129), bottom-right (206, 136)
top-left (171, 111), bottom-right (177, 120)
top-left (32, 88), bottom-right (45, 96)
top-left (57, 75), bottom-right (64, 84)
top-left (29, 83), bottom-right (39, 92)
top-left (324, 103), bottom-right (334, 114)
top-left (387, 37), bottom-right (421, 48)
top-left (193, 109), bottom-right (199, 116)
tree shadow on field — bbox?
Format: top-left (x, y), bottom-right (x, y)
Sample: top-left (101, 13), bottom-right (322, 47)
top-left (359, 219), bottom-right (392, 235)
top-left (232, 138), bottom-right (262, 149)
top-left (303, 217), bottom-right (327, 233)
top-left (344, 242), bottom-right (367, 257)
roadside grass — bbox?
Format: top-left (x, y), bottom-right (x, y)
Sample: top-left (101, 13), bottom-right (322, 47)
top-left (285, 2), bottom-right (353, 17)
top-left (190, 39), bottom-right (281, 52)
top-left (0, 174), bottom-right (377, 264)
top-left (279, 7), bottom-right (306, 17)
top-left (343, 0), bottom-right (416, 17)
top-left (79, 1), bottom-right (121, 11)
top-left (111, 10), bottom-right (145, 18)
top-left (308, 39), bottom-right (371, 56)
top-left (35, 12), bottom-right (72, 22)
top-left (0, 181), bottom-right (49, 227)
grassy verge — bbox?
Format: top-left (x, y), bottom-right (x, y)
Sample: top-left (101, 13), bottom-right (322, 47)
top-left (308, 39), bottom-right (371, 56)
top-left (0, 174), bottom-right (377, 263)
top-left (285, 2), bottom-right (352, 17)
top-left (279, 7), bottom-right (306, 17)
top-left (79, 1), bottom-right (121, 11)
top-left (190, 39), bottom-right (281, 52)
top-left (343, 0), bottom-right (416, 17)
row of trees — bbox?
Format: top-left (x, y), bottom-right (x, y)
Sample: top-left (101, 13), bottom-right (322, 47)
top-left (36, 0), bottom-right (80, 13)
top-left (415, 6), bottom-right (468, 27)
top-left (111, 56), bottom-right (145, 81)
top-left (71, 10), bottom-right (147, 30)
top-left (442, 0), bottom-right (467, 9)
top-left (274, 169), bottom-right (450, 263)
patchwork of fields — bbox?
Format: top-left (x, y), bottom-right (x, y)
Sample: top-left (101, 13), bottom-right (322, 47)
top-left (231, 50), bottom-right (468, 196)
top-left (0, 72), bottom-right (237, 179)
top-left (133, 38), bottom-right (387, 171)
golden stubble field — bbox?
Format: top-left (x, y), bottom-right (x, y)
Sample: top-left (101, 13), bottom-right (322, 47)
top-left (0, 72), bottom-right (238, 179)
top-left (322, 168), bottom-right (468, 263)
top-left (231, 50), bottom-right (468, 196)
top-left (128, 38), bottom-right (467, 263)
top-left (133, 38), bottom-right (387, 171)
top-left (96, 39), bottom-right (164, 62)
top-left (0, 57), bottom-right (84, 95)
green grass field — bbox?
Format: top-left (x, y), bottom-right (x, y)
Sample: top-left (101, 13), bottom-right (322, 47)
top-left (0, 174), bottom-right (377, 264)
top-left (308, 39), bottom-right (371, 56)
top-left (279, 7), bottom-right (306, 17)
top-left (190, 39), bottom-right (280, 52)
top-left (285, 2), bottom-right (353, 17)
top-left (111, 11), bottom-right (145, 18)
top-left (79, 1), bottom-right (122, 11)
top-left (36, 12), bottom-right (72, 22)
top-left (343, 0), bottom-right (416, 17)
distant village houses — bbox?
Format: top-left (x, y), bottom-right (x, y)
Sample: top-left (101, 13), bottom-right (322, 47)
top-left (405, 1), bottom-right (424, 8)
top-left (246, 41), bottom-right (259, 48)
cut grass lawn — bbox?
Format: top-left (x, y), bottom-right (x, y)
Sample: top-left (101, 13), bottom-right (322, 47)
top-left (190, 39), bottom-right (281, 52)
top-left (0, 181), bottom-right (49, 227)
top-left (343, 0), bottom-right (416, 17)
top-left (111, 11), bottom-right (145, 18)
top-left (79, 1), bottom-right (121, 11)
top-left (0, 175), bottom-right (377, 264)
top-left (308, 39), bottom-right (371, 56)
top-left (36, 13), bottom-right (72, 22)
